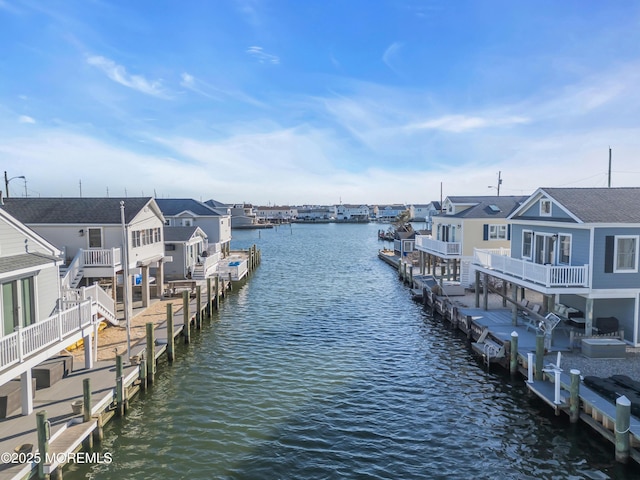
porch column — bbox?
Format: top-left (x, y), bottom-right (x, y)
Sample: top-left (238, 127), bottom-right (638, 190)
top-left (475, 271), bottom-right (481, 308)
top-left (157, 260), bottom-right (165, 298)
top-left (21, 368), bottom-right (34, 415)
top-left (141, 265), bottom-right (150, 307)
top-left (483, 273), bottom-right (489, 311)
top-left (84, 326), bottom-right (94, 370)
top-left (585, 297), bottom-right (594, 336)
top-left (544, 295), bottom-right (554, 315)
top-left (112, 275), bottom-right (118, 303)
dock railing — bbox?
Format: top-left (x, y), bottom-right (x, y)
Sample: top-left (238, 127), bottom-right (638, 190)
top-left (415, 235), bottom-right (461, 257)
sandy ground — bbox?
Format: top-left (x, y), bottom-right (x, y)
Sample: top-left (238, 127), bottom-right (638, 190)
top-left (69, 297), bottom-right (185, 363)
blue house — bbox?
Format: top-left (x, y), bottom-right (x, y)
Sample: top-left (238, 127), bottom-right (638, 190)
top-left (473, 187), bottom-right (640, 345)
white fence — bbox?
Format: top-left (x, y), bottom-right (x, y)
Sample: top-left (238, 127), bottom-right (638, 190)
top-left (0, 300), bottom-right (92, 370)
top-left (415, 235), bottom-right (462, 256)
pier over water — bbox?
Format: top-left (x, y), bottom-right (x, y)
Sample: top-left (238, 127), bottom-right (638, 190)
top-left (72, 223), bottom-right (633, 479)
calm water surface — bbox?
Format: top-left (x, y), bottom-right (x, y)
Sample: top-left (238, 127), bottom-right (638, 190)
top-left (71, 224), bottom-right (635, 479)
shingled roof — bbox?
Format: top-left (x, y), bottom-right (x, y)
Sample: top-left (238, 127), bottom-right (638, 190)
top-left (444, 195), bottom-right (528, 219)
top-left (163, 226), bottom-right (204, 242)
top-left (156, 198), bottom-right (223, 217)
top-left (0, 197), bottom-right (154, 224)
top-left (542, 187), bottom-right (640, 223)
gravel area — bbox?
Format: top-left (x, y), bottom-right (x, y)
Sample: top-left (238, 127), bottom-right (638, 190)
top-left (555, 348), bottom-right (640, 380)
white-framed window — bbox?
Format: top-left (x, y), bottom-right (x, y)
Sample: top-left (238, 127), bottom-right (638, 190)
top-left (558, 234), bottom-right (571, 265)
top-left (489, 224), bottom-right (507, 240)
top-left (614, 235), bottom-right (638, 273)
top-left (540, 199), bottom-right (552, 216)
top-left (522, 230), bottom-right (533, 259)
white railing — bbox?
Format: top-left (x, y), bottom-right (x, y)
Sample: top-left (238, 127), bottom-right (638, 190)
top-left (415, 235), bottom-right (462, 256)
top-left (83, 248), bottom-right (121, 267)
top-left (217, 257), bottom-right (248, 281)
top-left (202, 252), bottom-right (221, 277)
top-left (474, 248), bottom-right (590, 287)
top-left (0, 300), bottom-right (92, 370)
top-left (61, 284), bottom-right (118, 325)
top-left (61, 250), bottom-right (83, 289)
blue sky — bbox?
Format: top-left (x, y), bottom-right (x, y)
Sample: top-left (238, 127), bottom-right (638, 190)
top-left (2, 0), bottom-right (640, 205)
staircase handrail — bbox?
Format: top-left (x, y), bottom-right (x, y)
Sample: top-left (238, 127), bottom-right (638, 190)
top-left (61, 250), bottom-right (83, 289)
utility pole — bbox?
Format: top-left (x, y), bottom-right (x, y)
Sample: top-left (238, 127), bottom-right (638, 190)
top-left (497, 171), bottom-right (502, 197)
top-left (608, 147), bottom-right (612, 188)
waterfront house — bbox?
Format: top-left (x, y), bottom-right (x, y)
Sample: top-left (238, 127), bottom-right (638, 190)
top-left (414, 195), bottom-right (527, 287)
top-left (336, 204), bottom-right (370, 222)
top-left (0, 197), bottom-right (169, 312)
top-left (0, 207), bottom-right (100, 416)
top-left (375, 204), bottom-right (408, 223)
top-left (473, 187), bottom-right (640, 345)
top-left (156, 198), bottom-right (231, 259)
top-left (215, 202), bottom-right (262, 228)
top-left (295, 205), bottom-right (336, 222)
top-left (163, 226), bottom-right (211, 281)
top-left (410, 201), bottom-right (441, 231)
top-left (255, 205), bottom-right (298, 223)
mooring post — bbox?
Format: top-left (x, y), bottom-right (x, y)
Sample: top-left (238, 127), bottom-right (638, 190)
top-left (553, 370), bottom-right (562, 406)
top-left (615, 395), bottom-right (631, 463)
top-left (139, 353), bottom-right (147, 390)
top-left (510, 331), bottom-right (518, 375)
top-left (482, 273), bottom-right (489, 311)
top-left (82, 378), bottom-right (91, 423)
top-left (146, 322), bottom-right (155, 385)
top-left (93, 415), bottom-right (104, 444)
top-left (36, 410), bottom-right (50, 480)
top-left (569, 369), bottom-right (581, 424)
top-left (82, 379), bottom-right (93, 450)
top-left (535, 334), bottom-right (544, 381)
top-left (228, 272), bottom-right (233, 291)
top-left (474, 271), bottom-right (480, 308)
top-left (215, 275), bottom-right (220, 309)
top-left (511, 284), bottom-right (518, 325)
top-left (196, 285), bottom-right (202, 329)
top-left (207, 277), bottom-right (212, 318)
top-left (115, 354), bottom-right (125, 417)
top-left (183, 290), bottom-right (191, 344)
top-left (167, 303), bottom-right (175, 362)
top-left (527, 353), bottom-right (534, 383)
top-left (409, 264), bottom-right (413, 286)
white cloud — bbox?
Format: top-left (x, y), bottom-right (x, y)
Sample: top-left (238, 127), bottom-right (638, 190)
top-left (180, 71), bottom-right (266, 107)
top-left (87, 55), bottom-right (168, 98)
top-left (382, 42), bottom-right (403, 72)
top-left (18, 115), bottom-right (36, 124)
top-left (246, 46), bottom-right (280, 65)
top-left (406, 114), bottom-right (529, 133)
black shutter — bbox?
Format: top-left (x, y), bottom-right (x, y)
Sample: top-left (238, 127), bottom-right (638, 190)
top-left (507, 225), bottom-right (511, 241)
top-left (604, 236), bottom-right (614, 273)
top-left (483, 224), bottom-right (489, 241)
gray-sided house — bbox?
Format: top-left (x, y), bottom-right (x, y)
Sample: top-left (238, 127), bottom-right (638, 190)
top-left (473, 187), bottom-right (640, 345)
top-left (0, 208), bottom-right (101, 416)
top-left (163, 226), bottom-right (211, 280)
top-left (156, 198), bottom-right (232, 259)
top-left (0, 197), bottom-right (170, 316)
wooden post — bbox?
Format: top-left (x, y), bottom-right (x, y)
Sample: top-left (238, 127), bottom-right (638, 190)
top-left (139, 354), bottom-right (147, 390)
top-left (535, 334), bottom-right (545, 381)
top-left (569, 369), bottom-right (581, 424)
top-left (207, 277), bottom-right (212, 318)
top-left (93, 415), bottom-right (104, 444)
top-left (167, 303), bottom-right (175, 362)
top-left (215, 275), bottom-right (220, 309)
top-left (228, 272), bottom-right (233, 291)
top-left (183, 290), bottom-right (191, 344)
top-left (482, 273), bottom-right (489, 311)
top-left (474, 271), bottom-right (480, 308)
top-left (196, 285), bottom-right (202, 329)
top-left (502, 281), bottom-right (508, 307)
top-left (615, 395), bottom-right (631, 463)
top-left (510, 331), bottom-right (518, 375)
top-left (115, 354), bottom-right (125, 417)
top-left (511, 284), bottom-right (518, 326)
top-left (146, 322), bottom-right (155, 384)
top-left (36, 410), bottom-right (50, 480)
top-left (82, 378), bottom-right (93, 450)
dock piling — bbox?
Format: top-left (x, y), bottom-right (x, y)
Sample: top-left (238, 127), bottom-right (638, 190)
top-left (569, 369), bottom-right (580, 424)
top-left (82, 378), bottom-right (91, 423)
top-left (535, 335), bottom-right (544, 381)
top-left (36, 410), bottom-right (50, 480)
top-left (115, 355), bottom-right (125, 416)
top-left (183, 290), bottom-right (191, 344)
top-left (167, 303), bottom-right (175, 362)
top-left (207, 277), bottom-right (212, 318)
top-left (509, 331), bottom-right (518, 375)
top-left (615, 395), bottom-right (631, 463)
top-left (527, 353), bottom-right (534, 383)
top-left (146, 322), bottom-right (155, 385)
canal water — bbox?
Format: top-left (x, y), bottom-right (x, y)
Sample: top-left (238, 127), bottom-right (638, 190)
top-left (72, 223), bottom-right (634, 479)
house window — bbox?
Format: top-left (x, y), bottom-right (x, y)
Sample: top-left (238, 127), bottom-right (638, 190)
top-left (558, 234), bottom-right (571, 265)
top-left (614, 236), bottom-right (638, 272)
top-left (132, 231), bottom-right (141, 248)
top-left (522, 231), bottom-right (533, 259)
top-left (182, 219), bottom-right (193, 227)
top-left (88, 228), bottom-right (102, 248)
top-left (540, 199), bottom-right (551, 216)
top-left (2, 277), bottom-right (35, 335)
top-left (489, 224), bottom-right (507, 240)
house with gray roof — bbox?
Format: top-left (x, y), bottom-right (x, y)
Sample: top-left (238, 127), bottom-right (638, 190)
top-left (0, 197), bottom-right (169, 314)
top-left (473, 187), bottom-right (640, 344)
top-left (156, 198), bottom-right (231, 258)
top-left (414, 195), bottom-right (527, 287)
top-left (163, 226), bottom-right (211, 281)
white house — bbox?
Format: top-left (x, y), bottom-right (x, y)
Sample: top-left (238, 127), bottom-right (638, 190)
top-left (255, 206), bottom-right (298, 222)
top-left (336, 204), bottom-right (370, 222)
top-left (163, 226), bottom-right (212, 280)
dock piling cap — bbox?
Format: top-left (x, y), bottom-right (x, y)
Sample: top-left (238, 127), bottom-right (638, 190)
top-left (511, 331), bottom-right (518, 337)
top-left (617, 395), bottom-right (631, 407)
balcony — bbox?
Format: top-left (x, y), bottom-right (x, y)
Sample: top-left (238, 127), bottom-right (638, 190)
top-left (415, 235), bottom-right (461, 257)
top-left (474, 248), bottom-right (590, 288)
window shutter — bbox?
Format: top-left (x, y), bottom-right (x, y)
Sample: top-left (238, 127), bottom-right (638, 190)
top-left (483, 224), bottom-right (489, 241)
top-left (507, 225), bottom-right (511, 241)
top-left (604, 236), bottom-right (614, 273)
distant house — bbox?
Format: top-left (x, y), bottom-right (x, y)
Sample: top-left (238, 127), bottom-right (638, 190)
top-left (219, 203), bottom-right (262, 228)
top-left (414, 195), bottom-right (527, 286)
top-left (376, 204), bottom-right (407, 223)
top-left (336, 204), bottom-right (370, 222)
top-left (473, 187), bottom-right (640, 344)
top-left (163, 226), bottom-right (211, 280)
top-left (410, 201), bottom-right (441, 230)
top-left (255, 206), bottom-right (297, 223)
top-left (296, 205), bottom-right (336, 222)
top-left (0, 208), bottom-right (98, 415)
top-left (0, 197), bottom-right (169, 313)
top-left (156, 198), bottom-right (231, 258)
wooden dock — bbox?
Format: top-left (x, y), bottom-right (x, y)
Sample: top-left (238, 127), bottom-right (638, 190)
top-left (0, 247), bottom-right (261, 479)
top-left (385, 256), bottom-right (640, 466)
